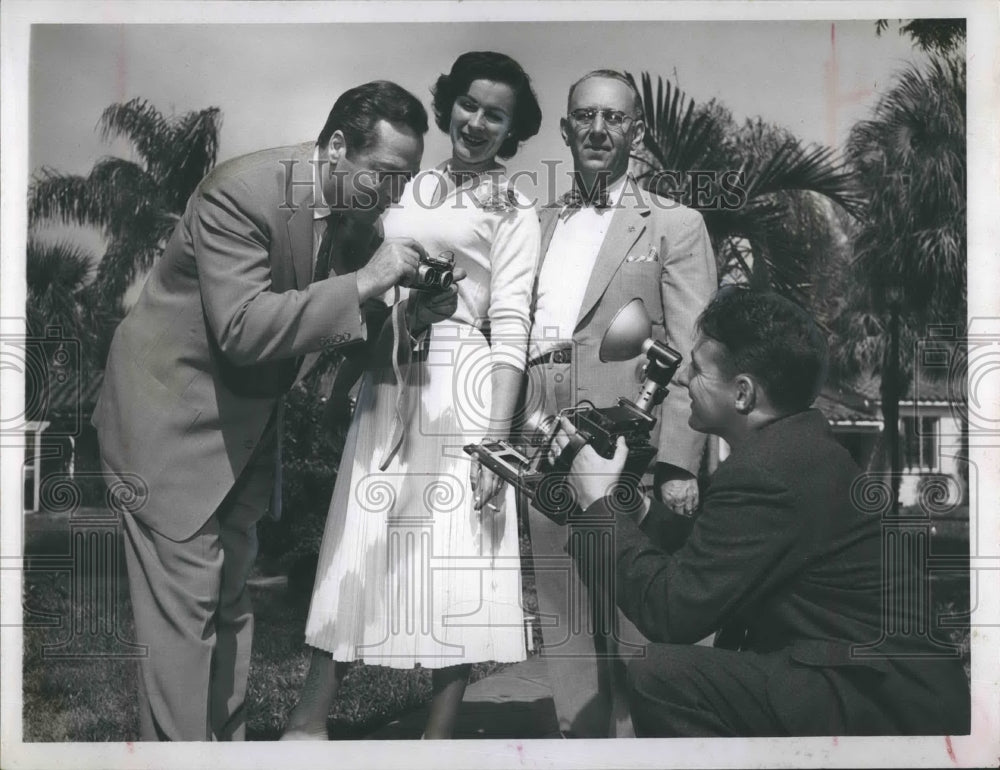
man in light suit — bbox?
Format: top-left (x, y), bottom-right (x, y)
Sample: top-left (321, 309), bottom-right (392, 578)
top-left (522, 70), bottom-right (717, 737)
top-left (93, 81), bottom-right (442, 741)
top-left (551, 289), bottom-right (970, 736)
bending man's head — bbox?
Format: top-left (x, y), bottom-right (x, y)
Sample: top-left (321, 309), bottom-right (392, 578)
top-left (687, 288), bottom-right (828, 440)
top-left (316, 80), bottom-right (428, 222)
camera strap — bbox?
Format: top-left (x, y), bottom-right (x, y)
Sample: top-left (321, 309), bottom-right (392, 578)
top-left (378, 286), bottom-right (412, 471)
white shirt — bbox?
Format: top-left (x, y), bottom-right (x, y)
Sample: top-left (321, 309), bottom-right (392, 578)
top-left (530, 176), bottom-right (628, 358)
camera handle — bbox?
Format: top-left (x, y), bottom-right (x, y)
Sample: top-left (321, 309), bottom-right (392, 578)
top-left (549, 423), bottom-right (593, 475)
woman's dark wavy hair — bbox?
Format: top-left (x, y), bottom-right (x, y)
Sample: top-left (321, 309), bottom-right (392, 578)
top-left (697, 286), bottom-right (830, 413)
top-left (431, 51), bottom-right (542, 159)
top-left (317, 80), bottom-right (428, 153)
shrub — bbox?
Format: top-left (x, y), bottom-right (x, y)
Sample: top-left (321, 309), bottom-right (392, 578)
top-left (257, 352), bottom-right (348, 574)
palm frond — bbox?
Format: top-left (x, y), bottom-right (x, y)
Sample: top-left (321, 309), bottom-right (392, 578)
top-left (25, 238), bottom-right (97, 342)
top-left (161, 107), bottom-right (222, 210)
top-left (98, 98), bottom-right (171, 169)
top-left (29, 158), bottom-right (158, 238)
top-left (28, 171), bottom-right (104, 228)
top-left (741, 141), bottom-right (865, 218)
top-left (626, 72), bottom-right (716, 173)
top-left (90, 236), bottom-right (161, 307)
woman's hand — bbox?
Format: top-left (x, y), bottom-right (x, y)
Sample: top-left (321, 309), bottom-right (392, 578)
top-left (470, 453), bottom-right (505, 512)
top-left (406, 267), bottom-right (467, 334)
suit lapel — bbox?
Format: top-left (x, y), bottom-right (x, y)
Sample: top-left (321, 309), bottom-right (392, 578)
top-left (535, 205), bottom-right (561, 279)
top-left (574, 202), bottom-right (649, 329)
top-left (529, 205), bottom-right (562, 321)
top-left (285, 143), bottom-right (318, 290)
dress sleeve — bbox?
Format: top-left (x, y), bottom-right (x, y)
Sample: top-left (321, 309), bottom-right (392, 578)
top-left (486, 187), bottom-right (541, 370)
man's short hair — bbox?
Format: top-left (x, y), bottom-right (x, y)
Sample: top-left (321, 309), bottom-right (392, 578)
top-left (316, 80), bottom-right (428, 154)
top-left (432, 51), bottom-right (542, 160)
top-left (566, 69), bottom-right (643, 118)
top-left (697, 287), bottom-right (829, 413)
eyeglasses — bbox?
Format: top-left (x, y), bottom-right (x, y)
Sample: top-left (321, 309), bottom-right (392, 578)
top-left (568, 108), bottom-right (636, 130)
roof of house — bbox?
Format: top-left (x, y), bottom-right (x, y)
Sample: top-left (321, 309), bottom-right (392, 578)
top-left (814, 385), bottom-right (880, 424)
top-left (852, 371), bottom-right (961, 404)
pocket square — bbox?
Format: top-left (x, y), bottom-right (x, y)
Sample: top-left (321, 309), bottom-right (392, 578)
top-left (626, 246), bottom-right (659, 263)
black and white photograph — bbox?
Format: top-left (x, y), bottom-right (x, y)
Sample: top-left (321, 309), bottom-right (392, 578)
top-left (1, 2), bottom-right (997, 768)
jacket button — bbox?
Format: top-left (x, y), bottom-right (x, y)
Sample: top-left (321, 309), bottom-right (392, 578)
top-left (243, 439), bottom-right (256, 450)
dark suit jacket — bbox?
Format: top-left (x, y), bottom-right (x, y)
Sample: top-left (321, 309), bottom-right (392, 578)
top-left (93, 143), bottom-right (380, 541)
top-left (576, 409), bottom-right (970, 734)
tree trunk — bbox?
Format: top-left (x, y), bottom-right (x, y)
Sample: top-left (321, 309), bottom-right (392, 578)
top-left (881, 302), bottom-right (902, 515)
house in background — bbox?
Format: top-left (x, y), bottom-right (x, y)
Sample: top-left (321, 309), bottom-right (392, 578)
top-left (816, 373), bottom-right (967, 508)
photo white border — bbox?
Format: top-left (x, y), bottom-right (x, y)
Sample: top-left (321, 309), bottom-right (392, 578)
top-left (2, 1), bottom-right (997, 768)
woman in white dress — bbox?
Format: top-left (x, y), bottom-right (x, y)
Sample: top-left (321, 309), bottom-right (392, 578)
top-left (282, 51), bottom-right (543, 739)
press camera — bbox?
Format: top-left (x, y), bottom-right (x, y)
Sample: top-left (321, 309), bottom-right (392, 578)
top-left (464, 299), bottom-right (682, 523)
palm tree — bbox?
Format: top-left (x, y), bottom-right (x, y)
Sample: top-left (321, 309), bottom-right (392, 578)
top-left (875, 18), bottom-right (965, 56)
top-left (834, 54), bottom-right (966, 509)
top-left (626, 72), bottom-right (863, 308)
top-left (26, 238), bottom-right (96, 345)
top-left (28, 98), bottom-right (222, 308)
top-left (25, 237), bottom-right (123, 369)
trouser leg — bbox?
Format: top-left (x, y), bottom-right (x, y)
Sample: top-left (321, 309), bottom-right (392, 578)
top-left (118, 438), bottom-right (275, 741)
top-left (626, 644), bottom-right (792, 737)
top-left (529, 501), bottom-right (606, 736)
top-left (121, 508), bottom-right (222, 740)
top-left (209, 454), bottom-right (274, 740)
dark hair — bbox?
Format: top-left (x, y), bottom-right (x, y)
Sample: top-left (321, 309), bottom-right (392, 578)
top-left (567, 69), bottom-right (643, 117)
top-left (316, 80), bottom-right (428, 154)
top-left (696, 287), bottom-right (829, 413)
top-left (431, 51), bottom-right (542, 160)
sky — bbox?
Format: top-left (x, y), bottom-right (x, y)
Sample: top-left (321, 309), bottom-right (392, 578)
top-left (22, 15), bottom-right (932, 283)
top-left (29, 19), bottom-right (927, 184)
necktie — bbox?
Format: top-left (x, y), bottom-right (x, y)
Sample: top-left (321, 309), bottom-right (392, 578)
top-left (313, 213), bottom-right (339, 282)
top-left (295, 214), bottom-right (347, 384)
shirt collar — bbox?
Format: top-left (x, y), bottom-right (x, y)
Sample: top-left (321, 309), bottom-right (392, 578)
top-left (312, 146), bottom-right (332, 220)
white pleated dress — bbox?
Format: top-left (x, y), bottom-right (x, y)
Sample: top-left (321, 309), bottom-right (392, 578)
top-left (303, 167), bottom-right (540, 668)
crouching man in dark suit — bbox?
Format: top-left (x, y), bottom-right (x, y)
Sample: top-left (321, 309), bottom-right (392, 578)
top-left (549, 288), bottom-right (970, 736)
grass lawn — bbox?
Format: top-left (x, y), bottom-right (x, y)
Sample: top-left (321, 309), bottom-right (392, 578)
top-left (21, 511), bottom-right (534, 742)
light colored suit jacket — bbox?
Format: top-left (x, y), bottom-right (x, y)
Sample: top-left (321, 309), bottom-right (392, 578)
top-left (534, 180), bottom-right (717, 474)
top-left (93, 143), bottom-right (377, 541)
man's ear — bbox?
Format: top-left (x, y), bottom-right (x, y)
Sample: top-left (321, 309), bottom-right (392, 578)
top-left (326, 130), bottom-right (347, 169)
top-left (630, 117), bottom-right (646, 150)
top-left (734, 374), bottom-right (757, 415)
top-left (559, 116), bottom-right (572, 148)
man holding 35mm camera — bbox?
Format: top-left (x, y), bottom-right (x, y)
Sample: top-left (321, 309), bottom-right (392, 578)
top-left (521, 69), bottom-right (716, 737)
top-left (92, 81), bottom-right (462, 741)
top-left (550, 289), bottom-right (970, 736)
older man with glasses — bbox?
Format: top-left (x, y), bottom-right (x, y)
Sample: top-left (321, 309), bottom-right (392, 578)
top-left (519, 69), bottom-right (717, 737)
